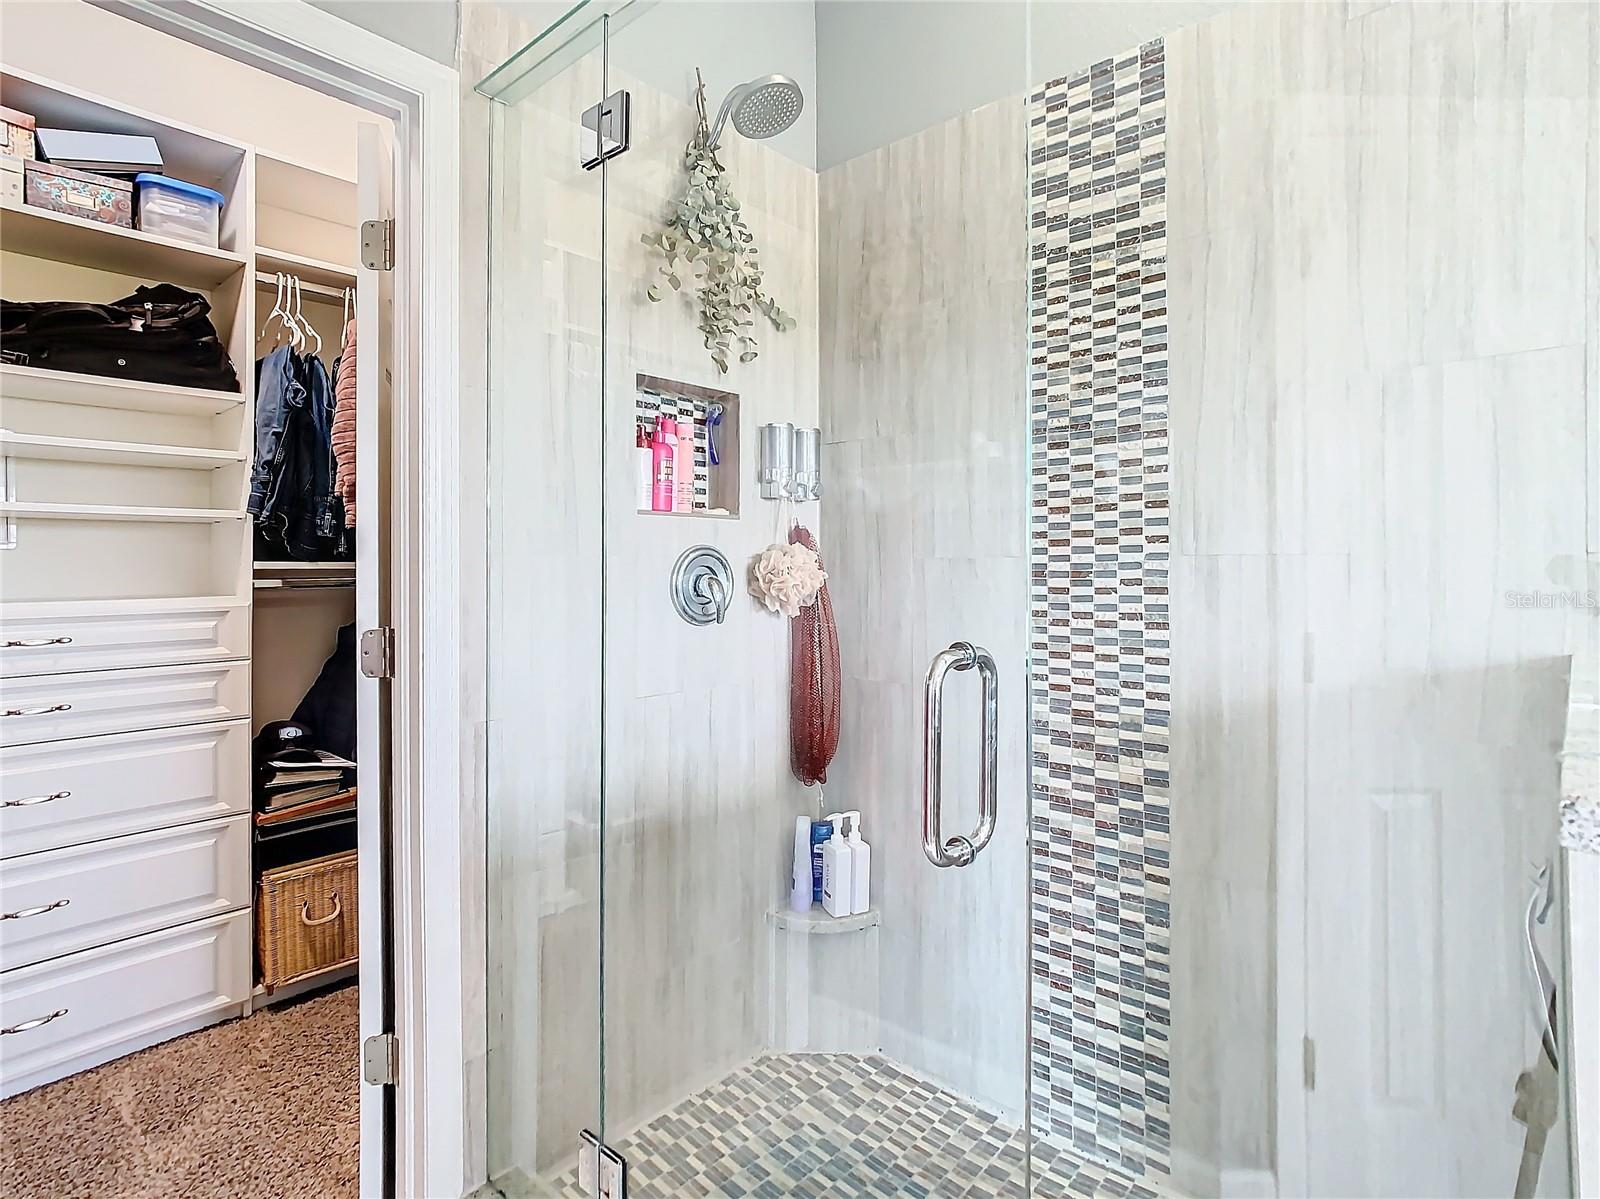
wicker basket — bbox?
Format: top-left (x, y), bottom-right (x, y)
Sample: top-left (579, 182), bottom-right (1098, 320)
top-left (257, 850), bottom-right (358, 991)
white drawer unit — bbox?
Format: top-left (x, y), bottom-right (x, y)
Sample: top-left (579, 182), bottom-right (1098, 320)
top-left (0, 660), bottom-right (249, 748)
top-left (0, 598), bottom-right (249, 678)
top-left (0, 910), bottom-right (250, 1099)
top-left (0, 816), bottom-right (250, 971)
top-left (0, 720), bottom-right (250, 860)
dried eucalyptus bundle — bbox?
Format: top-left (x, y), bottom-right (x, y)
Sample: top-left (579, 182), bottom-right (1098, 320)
top-left (642, 69), bottom-right (796, 373)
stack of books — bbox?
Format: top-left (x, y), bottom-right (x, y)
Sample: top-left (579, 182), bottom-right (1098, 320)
top-left (256, 750), bottom-right (355, 828)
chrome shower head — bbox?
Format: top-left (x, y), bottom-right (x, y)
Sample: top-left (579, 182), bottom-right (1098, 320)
top-left (708, 74), bottom-right (805, 147)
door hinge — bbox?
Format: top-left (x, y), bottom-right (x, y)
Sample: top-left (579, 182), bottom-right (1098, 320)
top-left (580, 89), bottom-right (631, 170)
top-left (578, 1130), bottom-right (626, 1199)
top-left (363, 1033), bottom-right (399, 1086)
top-left (359, 626), bottom-right (395, 679)
top-left (1303, 1035), bottom-right (1316, 1091)
top-left (360, 218), bottom-right (394, 271)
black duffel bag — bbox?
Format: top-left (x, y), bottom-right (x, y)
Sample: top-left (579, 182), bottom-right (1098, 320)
top-left (0, 283), bottom-right (240, 392)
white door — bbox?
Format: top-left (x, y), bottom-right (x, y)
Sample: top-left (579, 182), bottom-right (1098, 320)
top-left (355, 119), bottom-right (393, 1199)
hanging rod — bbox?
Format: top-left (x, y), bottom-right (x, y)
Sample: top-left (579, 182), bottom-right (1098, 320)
top-left (254, 577), bottom-right (355, 590)
top-left (254, 271), bottom-right (348, 302)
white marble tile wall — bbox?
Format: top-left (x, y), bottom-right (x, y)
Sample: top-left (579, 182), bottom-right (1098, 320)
top-left (470, 2), bottom-right (819, 1182)
top-left (818, 96), bottom-right (1031, 1119)
top-left (1163, 2), bottom-right (1598, 1194)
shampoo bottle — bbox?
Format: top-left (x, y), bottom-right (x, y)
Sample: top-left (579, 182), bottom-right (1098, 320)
top-left (651, 416), bottom-right (676, 512)
top-left (673, 417), bottom-right (695, 512)
top-left (810, 817), bottom-right (833, 904)
top-left (635, 423), bottom-right (653, 511)
top-left (821, 813), bottom-right (853, 918)
top-left (844, 810), bottom-right (871, 916)
top-left (790, 816), bottom-right (812, 912)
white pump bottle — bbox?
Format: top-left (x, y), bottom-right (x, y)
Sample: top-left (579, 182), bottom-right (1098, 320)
top-left (842, 810), bottom-right (871, 915)
top-left (820, 811), bottom-right (853, 918)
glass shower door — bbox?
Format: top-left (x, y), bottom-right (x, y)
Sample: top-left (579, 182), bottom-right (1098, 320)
top-left (588, 5), bottom-right (1037, 1196)
top-left (481, 8), bottom-right (610, 1194)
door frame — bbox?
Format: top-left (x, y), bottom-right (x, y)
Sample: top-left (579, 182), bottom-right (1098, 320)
top-left (88, 3), bottom-right (465, 1196)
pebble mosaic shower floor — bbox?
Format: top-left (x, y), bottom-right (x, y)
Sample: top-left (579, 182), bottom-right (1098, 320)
top-left (504, 1053), bottom-right (1157, 1199)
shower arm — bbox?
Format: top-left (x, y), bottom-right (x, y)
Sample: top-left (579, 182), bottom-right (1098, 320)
top-left (706, 85), bottom-right (744, 149)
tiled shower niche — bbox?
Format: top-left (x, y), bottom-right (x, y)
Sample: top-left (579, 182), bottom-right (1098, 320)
top-left (635, 373), bottom-right (740, 517)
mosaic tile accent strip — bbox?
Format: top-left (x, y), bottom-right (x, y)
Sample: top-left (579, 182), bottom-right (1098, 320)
top-left (1026, 39), bottom-right (1171, 1179)
top-left (498, 1053), bottom-right (1156, 1199)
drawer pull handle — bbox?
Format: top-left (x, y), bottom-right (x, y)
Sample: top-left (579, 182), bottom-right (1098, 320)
top-left (299, 894), bottom-right (343, 927)
top-left (1, 704), bottom-right (72, 718)
top-left (1, 898), bottom-right (70, 921)
top-left (2, 790), bottom-right (70, 809)
top-left (1, 1009), bottom-right (68, 1036)
top-left (2, 637), bottom-right (72, 648)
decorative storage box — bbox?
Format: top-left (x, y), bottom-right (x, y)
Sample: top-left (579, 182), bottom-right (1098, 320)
top-left (24, 160), bottom-right (133, 228)
top-left (0, 105), bottom-right (35, 160)
top-left (257, 849), bottom-right (358, 991)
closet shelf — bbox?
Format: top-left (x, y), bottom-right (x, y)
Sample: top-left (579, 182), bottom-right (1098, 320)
top-left (0, 201), bottom-right (248, 287)
top-left (0, 501), bottom-right (245, 523)
top-left (255, 246), bottom-right (358, 290)
top-left (0, 364), bottom-right (244, 416)
top-left (0, 430), bottom-right (244, 470)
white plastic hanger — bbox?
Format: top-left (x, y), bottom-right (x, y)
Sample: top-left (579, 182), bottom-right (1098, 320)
top-left (258, 272), bottom-right (289, 346)
top-left (295, 276), bottom-right (323, 356)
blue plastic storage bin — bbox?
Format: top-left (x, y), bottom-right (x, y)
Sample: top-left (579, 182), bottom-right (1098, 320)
top-left (134, 173), bottom-right (224, 249)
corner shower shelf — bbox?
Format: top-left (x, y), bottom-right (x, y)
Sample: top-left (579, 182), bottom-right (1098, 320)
top-left (0, 200), bottom-right (247, 287)
top-left (0, 430), bottom-right (243, 470)
top-left (0, 364), bottom-right (244, 416)
top-left (0, 501), bottom-right (245, 523)
top-left (769, 906), bottom-right (881, 935)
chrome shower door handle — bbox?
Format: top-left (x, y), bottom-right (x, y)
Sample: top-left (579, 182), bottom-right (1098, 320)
top-left (922, 641), bottom-right (998, 869)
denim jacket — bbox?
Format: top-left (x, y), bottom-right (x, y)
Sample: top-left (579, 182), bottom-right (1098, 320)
top-left (251, 347), bottom-right (343, 559)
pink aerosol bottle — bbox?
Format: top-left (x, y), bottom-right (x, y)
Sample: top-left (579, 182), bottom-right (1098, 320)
top-left (651, 416), bottom-right (676, 512)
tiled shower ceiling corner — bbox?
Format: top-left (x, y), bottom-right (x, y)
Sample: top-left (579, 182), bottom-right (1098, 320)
top-left (1026, 38), bottom-right (1171, 1178)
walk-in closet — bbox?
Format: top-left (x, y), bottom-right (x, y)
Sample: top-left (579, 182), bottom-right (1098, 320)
top-left (0, 5), bottom-right (392, 1194)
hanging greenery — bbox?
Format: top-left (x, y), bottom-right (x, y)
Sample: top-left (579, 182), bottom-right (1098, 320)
top-left (642, 68), bottom-right (796, 374)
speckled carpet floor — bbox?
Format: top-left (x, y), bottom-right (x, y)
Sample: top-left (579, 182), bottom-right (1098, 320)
top-left (500, 1053), bottom-right (1157, 1199)
top-left (0, 984), bottom-right (358, 1199)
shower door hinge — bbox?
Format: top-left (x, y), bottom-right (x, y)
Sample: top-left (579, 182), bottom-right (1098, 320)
top-left (1303, 1035), bottom-right (1316, 1091)
top-left (580, 89), bottom-right (631, 170)
top-left (360, 626), bottom-right (395, 679)
top-left (362, 1033), bottom-right (399, 1086)
top-left (360, 218), bottom-right (394, 270)
top-left (578, 1130), bottom-right (626, 1199)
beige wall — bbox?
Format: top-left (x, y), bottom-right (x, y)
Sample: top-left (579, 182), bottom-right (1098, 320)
top-left (0, 1), bottom-right (369, 181)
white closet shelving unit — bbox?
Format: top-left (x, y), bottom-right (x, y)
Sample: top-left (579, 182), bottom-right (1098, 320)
top-left (0, 64), bottom-right (362, 1095)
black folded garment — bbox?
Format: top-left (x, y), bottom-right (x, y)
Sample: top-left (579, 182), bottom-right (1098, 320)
top-left (0, 283), bottom-right (240, 392)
